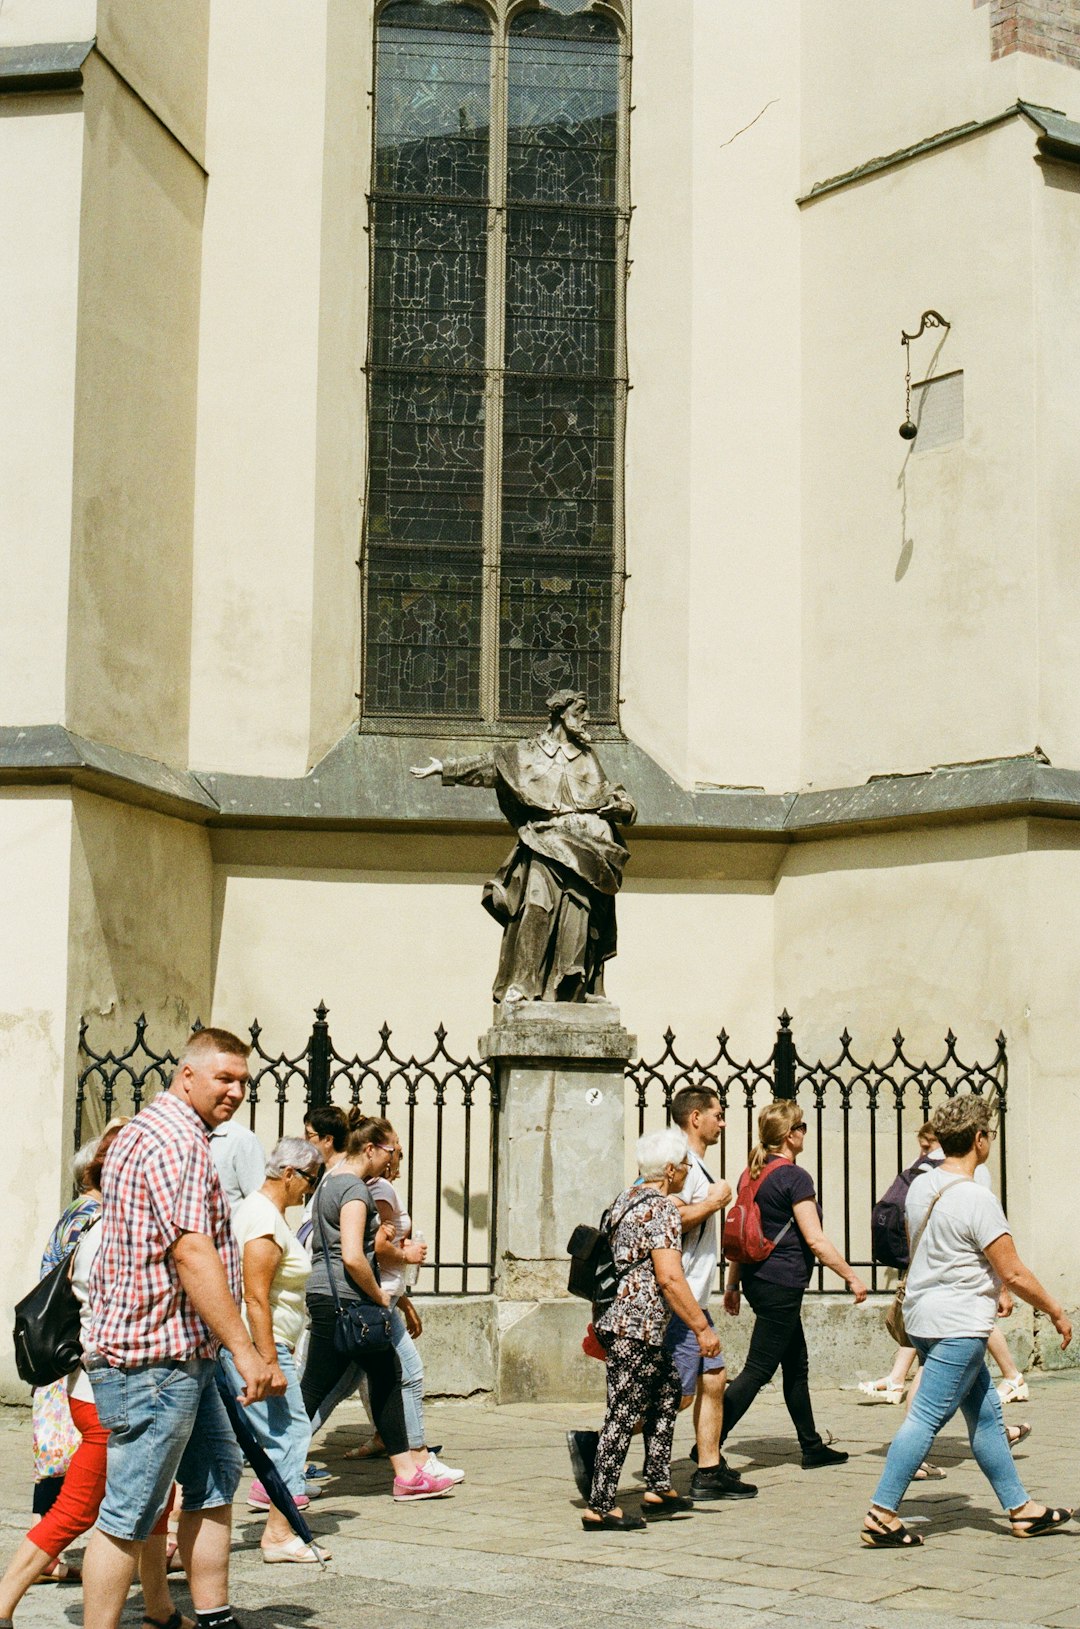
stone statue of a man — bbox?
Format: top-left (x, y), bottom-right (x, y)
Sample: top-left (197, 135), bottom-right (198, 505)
top-left (411, 691), bottom-right (636, 1004)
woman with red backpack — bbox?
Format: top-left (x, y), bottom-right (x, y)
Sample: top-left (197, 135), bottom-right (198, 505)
top-left (721, 1100), bottom-right (867, 1469)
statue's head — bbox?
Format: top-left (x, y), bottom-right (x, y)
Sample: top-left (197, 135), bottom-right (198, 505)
top-left (547, 689), bottom-right (591, 745)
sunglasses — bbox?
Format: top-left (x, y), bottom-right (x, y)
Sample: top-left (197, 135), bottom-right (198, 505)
top-left (791, 1122), bottom-right (808, 1134)
top-left (291, 1167), bottom-right (318, 1188)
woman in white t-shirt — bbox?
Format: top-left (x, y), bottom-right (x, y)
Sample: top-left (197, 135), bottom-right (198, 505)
top-left (863, 1095), bottom-right (1073, 1548)
top-left (219, 1137), bottom-right (324, 1564)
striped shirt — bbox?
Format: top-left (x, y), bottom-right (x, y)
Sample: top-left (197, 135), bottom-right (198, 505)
top-left (86, 1092), bottom-right (241, 1366)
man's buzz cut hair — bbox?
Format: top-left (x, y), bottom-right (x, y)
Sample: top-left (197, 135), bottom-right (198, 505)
top-left (177, 1026), bottom-right (251, 1068)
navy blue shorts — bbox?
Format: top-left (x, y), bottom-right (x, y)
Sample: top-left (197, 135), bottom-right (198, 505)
top-left (663, 1310), bottom-right (725, 1399)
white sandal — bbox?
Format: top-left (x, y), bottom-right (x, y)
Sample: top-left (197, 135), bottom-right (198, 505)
top-left (997, 1374), bottom-right (1029, 1404)
top-left (857, 1378), bottom-right (905, 1405)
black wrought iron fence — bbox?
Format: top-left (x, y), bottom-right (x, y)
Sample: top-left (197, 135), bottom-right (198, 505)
top-left (626, 1012), bottom-right (1008, 1294)
top-left (76, 1007), bottom-right (498, 1296)
top-left (78, 1007), bottom-right (1008, 1302)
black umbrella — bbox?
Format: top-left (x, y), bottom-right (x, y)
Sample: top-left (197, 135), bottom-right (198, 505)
top-left (214, 1368), bottom-right (326, 1568)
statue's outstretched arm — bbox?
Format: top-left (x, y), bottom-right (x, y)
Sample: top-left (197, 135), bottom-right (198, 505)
top-left (598, 784), bottom-right (637, 825)
top-left (409, 752), bottom-right (497, 790)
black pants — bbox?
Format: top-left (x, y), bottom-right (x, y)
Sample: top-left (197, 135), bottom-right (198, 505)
top-left (301, 1297), bottom-right (409, 1457)
top-left (720, 1279), bottom-right (822, 1453)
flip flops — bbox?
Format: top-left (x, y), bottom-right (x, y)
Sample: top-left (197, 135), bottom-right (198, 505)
top-left (1007, 1423), bottom-right (1032, 1449)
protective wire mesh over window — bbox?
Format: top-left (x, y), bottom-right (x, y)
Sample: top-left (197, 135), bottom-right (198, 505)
top-left (364, 0), bottom-right (627, 723)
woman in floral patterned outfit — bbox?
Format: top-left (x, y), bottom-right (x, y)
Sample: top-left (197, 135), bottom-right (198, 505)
top-left (583, 1128), bottom-right (722, 1531)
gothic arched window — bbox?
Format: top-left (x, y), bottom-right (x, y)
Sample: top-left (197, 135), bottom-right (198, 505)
top-left (363, 0), bottom-right (628, 726)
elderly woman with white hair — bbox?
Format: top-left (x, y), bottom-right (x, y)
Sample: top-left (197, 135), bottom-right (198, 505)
top-left (581, 1126), bottom-right (721, 1532)
top-left (218, 1136), bottom-right (325, 1563)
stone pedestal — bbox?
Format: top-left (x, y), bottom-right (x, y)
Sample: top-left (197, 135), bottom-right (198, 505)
top-left (480, 1000), bottom-right (635, 1403)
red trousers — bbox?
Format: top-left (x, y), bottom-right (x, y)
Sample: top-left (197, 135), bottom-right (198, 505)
top-left (27, 1396), bottom-right (168, 1558)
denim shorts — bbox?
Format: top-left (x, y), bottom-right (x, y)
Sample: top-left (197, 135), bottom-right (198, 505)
top-left (663, 1309), bottom-right (725, 1399)
top-left (87, 1356), bottom-right (243, 1541)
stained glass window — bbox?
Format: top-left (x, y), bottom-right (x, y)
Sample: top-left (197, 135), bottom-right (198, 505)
top-left (363, 0), bottom-right (627, 723)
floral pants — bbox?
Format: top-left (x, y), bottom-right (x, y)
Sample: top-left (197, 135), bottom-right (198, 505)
top-left (589, 1337), bottom-right (681, 1515)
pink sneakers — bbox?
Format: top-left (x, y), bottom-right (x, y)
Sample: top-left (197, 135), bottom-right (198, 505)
top-left (392, 1464), bottom-right (455, 1501)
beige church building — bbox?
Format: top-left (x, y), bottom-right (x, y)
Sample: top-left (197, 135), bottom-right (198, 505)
top-left (3, 0), bottom-right (1080, 1398)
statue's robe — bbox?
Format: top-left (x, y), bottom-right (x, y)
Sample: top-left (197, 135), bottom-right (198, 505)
top-left (442, 732), bottom-right (635, 1002)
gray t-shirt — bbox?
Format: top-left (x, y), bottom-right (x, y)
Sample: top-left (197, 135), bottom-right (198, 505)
top-left (307, 1171), bottom-right (379, 1304)
top-left (903, 1169), bottom-right (1010, 1339)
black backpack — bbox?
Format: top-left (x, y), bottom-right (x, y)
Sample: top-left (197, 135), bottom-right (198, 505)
top-left (871, 1154), bottom-right (935, 1269)
top-left (567, 1190), bottom-right (652, 1321)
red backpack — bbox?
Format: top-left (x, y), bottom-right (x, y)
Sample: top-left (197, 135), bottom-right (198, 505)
top-left (722, 1164), bottom-right (794, 1264)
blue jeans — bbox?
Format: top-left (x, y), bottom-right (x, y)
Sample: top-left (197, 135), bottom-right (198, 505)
top-left (872, 1336), bottom-right (1028, 1513)
top-left (88, 1357), bottom-right (243, 1542)
top-left (219, 1343), bottom-right (310, 1496)
top-left (309, 1304), bottom-right (425, 1449)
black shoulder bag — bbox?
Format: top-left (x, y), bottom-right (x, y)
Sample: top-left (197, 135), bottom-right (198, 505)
top-left (13, 1215), bottom-right (99, 1388)
top-left (314, 1182), bottom-right (393, 1358)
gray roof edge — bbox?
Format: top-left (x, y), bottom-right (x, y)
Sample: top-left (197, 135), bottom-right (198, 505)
top-left (0, 40), bottom-right (94, 94)
top-left (4, 726), bottom-right (1080, 840)
top-left (0, 726), bottom-right (218, 818)
top-left (1019, 100), bottom-right (1080, 162)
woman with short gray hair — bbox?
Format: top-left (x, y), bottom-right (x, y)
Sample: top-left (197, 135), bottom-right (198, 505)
top-left (219, 1137), bottom-right (327, 1562)
top-left (578, 1127), bottom-right (721, 1531)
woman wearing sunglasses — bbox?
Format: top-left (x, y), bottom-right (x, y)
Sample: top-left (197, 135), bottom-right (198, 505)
top-left (218, 1137), bottom-right (327, 1562)
top-left (722, 1101), bottom-right (867, 1470)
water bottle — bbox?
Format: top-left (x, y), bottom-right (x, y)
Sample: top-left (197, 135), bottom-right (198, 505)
top-left (403, 1227), bottom-right (425, 1288)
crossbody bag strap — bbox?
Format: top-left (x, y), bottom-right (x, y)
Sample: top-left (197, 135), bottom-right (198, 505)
top-left (312, 1183), bottom-right (344, 1315)
top-left (904, 1176), bottom-right (971, 1269)
top-left (609, 1188), bottom-right (659, 1283)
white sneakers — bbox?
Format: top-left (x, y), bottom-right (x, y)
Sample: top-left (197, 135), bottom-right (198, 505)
top-left (424, 1452), bottom-right (465, 1485)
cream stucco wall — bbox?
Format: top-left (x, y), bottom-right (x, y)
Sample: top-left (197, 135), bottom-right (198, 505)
top-left (800, 119), bottom-right (1039, 786)
top-left (1032, 159), bottom-right (1080, 765)
top-left (208, 831), bottom-right (777, 1062)
top-left (770, 819), bottom-right (1080, 1322)
top-left (66, 50), bottom-right (204, 763)
top-left (67, 791), bottom-right (214, 1081)
top-left (623, 0), bottom-right (802, 793)
top-left (0, 0), bottom-right (95, 45)
top-left (96, 0), bottom-right (210, 168)
top-left (190, 0), bottom-right (369, 777)
top-left (0, 94), bottom-right (83, 724)
top-left (0, 793), bottom-right (76, 1399)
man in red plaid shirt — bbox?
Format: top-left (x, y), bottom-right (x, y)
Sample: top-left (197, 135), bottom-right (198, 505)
top-left (81, 1028), bottom-right (281, 1629)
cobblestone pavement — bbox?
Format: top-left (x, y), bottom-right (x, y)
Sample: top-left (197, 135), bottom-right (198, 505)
top-left (3, 1370), bottom-right (1080, 1629)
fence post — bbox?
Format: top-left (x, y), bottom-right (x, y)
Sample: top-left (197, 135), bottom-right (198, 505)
top-left (774, 1010), bottom-right (796, 1099)
top-left (306, 1001), bottom-right (331, 1109)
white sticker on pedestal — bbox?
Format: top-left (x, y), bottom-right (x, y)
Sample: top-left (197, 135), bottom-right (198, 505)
top-left (586, 1087), bottom-right (602, 1106)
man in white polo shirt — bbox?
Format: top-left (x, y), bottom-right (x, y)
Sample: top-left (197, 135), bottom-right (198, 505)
top-left (667, 1085), bottom-right (757, 1502)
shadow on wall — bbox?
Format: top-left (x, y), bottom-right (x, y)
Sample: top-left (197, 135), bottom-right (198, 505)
top-left (895, 326), bottom-right (949, 582)
top-left (443, 1184), bottom-right (489, 1232)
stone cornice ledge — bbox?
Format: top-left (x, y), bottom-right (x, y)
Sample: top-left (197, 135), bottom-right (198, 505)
top-left (2, 727), bottom-right (1078, 842)
top-left (0, 41), bottom-right (94, 95)
top-left (0, 727), bottom-right (218, 819)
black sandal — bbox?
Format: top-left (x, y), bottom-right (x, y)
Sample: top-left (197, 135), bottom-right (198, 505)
top-left (642, 1491), bottom-right (693, 1520)
top-left (581, 1510), bottom-right (646, 1532)
top-left (143, 1615), bottom-right (187, 1629)
top-left (1011, 1506), bottom-right (1072, 1538)
top-left (860, 1511), bottom-right (923, 1549)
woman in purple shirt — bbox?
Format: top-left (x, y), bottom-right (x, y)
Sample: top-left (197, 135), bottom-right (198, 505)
top-left (722, 1100), bottom-right (867, 1468)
